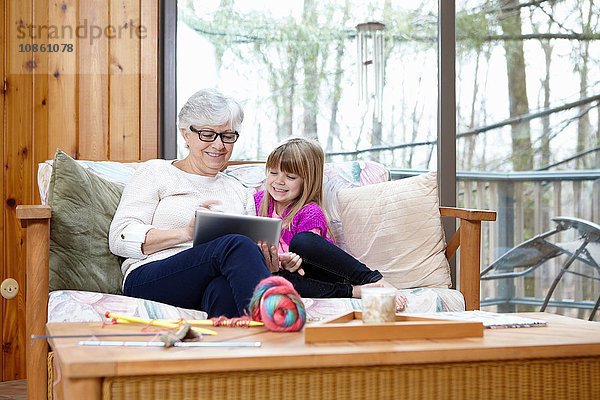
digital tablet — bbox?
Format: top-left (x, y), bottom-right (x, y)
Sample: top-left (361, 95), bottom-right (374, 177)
top-left (193, 210), bottom-right (282, 247)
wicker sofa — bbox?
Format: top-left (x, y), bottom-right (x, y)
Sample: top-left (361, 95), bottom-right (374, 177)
top-left (17, 151), bottom-right (496, 400)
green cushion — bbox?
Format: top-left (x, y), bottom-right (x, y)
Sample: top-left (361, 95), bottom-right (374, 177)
top-left (48, 150), bottom-right (124, 294)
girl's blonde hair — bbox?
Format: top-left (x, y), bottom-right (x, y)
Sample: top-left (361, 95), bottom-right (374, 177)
top-left (258, 137), bottom-right (325, 230)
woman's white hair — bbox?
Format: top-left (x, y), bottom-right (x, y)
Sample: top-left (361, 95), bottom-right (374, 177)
top-left (178, 88), bottom-right (244, 132)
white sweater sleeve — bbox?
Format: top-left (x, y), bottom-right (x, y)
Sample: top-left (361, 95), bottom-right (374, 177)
top-left (109, 164), bottom-right (158, 259)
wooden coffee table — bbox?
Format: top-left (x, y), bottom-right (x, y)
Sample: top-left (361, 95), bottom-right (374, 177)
top-left (46, 312), bottom-right (600, 400)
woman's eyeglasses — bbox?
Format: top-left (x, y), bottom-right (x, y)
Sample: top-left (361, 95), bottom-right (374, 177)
top-left (189, 126), bottom-right (239, 143)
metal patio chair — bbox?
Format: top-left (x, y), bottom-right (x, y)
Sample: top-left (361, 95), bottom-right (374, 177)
top-left (480, 216), bottom-right (600, 320)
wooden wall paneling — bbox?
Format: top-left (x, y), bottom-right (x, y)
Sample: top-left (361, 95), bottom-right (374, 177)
top-left (140, 0), bottom-right (158, 160)
top-left (2, 0), bottom-right (160, 381)
top-left (78, 0), bottom-right (109, 160)
top-left (0, 0), bottom-right (6, 379)
top-left (33, 0), bottom-right (49, 200)
top-left (109, 0), bottom-right (141, 161)
top-left (4, 0), bottom-right (34, 381)
top-left (47, 0), bottom-right (77, 159)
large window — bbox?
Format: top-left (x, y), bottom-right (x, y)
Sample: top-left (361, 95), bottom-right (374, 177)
top-left (175, 1), bottom-right (599, 319)
top-left (177, 1), bottom-right (439, 167)
top-left (455, 1), bottom-right (599, 319)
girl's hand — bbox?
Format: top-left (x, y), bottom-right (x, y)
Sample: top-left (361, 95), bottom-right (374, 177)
top-left (258, 241), bottom-right (279, 273)
top-left (280, 252), bottom-right (304, 276)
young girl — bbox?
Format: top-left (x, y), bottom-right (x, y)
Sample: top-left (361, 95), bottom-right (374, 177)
top-left (255, 138), bottom-right (407, 311)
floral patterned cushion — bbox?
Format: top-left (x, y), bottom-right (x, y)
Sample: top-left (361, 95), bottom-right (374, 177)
top-left (49, 287), bottom-right (464, 324)
top-left (303, 287), bottom-right (465, 322)
top-left (48, 290), bottom-right (207, 322)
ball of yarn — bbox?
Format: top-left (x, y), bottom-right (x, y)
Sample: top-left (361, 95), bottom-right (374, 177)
top-left (248, 276), bottom-right (306, 332)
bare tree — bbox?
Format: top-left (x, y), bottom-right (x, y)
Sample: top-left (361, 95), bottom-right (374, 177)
top-left (529, 2), bottom-right (555, 168)
top-left (180, 0), bottom-right (598, 170)
top-left (498, 0), bottom-right (534, 171)
top-left (301, 0), bottom-right (320, 139)
top-left (575, 0), bottom-right (595, 169)
top-left (465, 48), bottom-right (482, 170)
top-left (326, 0), bottom-right (350, 152)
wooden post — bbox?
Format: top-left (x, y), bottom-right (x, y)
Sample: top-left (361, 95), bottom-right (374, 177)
top-left (440, 207), bottom-right (496, 310)
top-left (459, 219), bottom-right (482, 311)
top-left (17, 205), bottom-right (51, 400)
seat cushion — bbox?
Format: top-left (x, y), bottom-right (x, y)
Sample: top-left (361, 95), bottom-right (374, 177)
top-left (48, 290), bottom-right (207, 322)
top-left (302, 288), bottom-right (465, 322)
top-left (337, 172), bottom-right (451, 289)
top-left (48, 288), bottom-right (462, 324)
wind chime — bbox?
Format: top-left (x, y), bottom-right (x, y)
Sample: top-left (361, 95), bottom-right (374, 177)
top-left (356, 22), bottom-right (385, 123)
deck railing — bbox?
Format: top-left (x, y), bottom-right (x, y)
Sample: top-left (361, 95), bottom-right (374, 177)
top-left (391, 169), bottom-right (600, 320)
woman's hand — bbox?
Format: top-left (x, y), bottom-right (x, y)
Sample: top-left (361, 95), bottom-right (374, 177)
top-left (280, 252), bottom-right (304, 276)
top-left (258, 241), bottom-right (280, 273)
top-left (186, 200), bottom-right (221, 246)
top-left (198, 199), bottom-right (223, 212)
top-left (142, 210), bottom-right (197, 255)
top-left (184, 214), bottom-right (196, 242)
top-left (142, 223), bottom-right (193, 255)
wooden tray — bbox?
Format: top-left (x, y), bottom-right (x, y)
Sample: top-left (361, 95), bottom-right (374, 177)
top-left (304, 311), bottom-right (484, 343)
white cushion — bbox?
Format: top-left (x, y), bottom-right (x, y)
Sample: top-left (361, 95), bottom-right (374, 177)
top-left (337, 172), bottom-right (451, 289)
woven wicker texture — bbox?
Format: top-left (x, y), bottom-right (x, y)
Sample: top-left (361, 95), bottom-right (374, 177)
top-left (47, 352), bottom-right (55, 400)
top-left (102, 357), bottom-right (600, 400)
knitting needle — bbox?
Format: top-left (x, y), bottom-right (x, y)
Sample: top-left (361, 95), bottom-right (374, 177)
top-left (105, 312), bottom-right (218, 336)
top-left (32, 333), bottom-right (160, 340)
top-left (164, 319), bottom-right (264, 327)
top-left (112, 318), bottom-right (218, 336)
top-left (79, 340), bottom-right (262, 348)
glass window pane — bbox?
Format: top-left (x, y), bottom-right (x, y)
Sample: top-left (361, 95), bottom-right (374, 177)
top-left (457, 1), bottom-right (599, 319)
top-left (177, 0), bottom-right (438, 169)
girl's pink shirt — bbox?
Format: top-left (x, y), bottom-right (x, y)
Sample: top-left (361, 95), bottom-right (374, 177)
top-left (254, 190), bottom-right (334, 255)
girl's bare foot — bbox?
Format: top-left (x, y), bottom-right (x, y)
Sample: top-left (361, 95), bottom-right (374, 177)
top-left (395, 292), bottom-right (408, 312)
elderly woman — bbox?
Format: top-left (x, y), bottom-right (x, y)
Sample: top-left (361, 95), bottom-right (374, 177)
top-left (109, 88), bottom-right (274, 317)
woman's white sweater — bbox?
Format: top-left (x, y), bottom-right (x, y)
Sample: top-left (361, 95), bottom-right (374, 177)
top-left (109, 159), bottom-right (255, 282)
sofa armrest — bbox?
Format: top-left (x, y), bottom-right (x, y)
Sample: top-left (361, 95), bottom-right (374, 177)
top-left (439, 206), bottom-right (497, 311)
top-left (16, 205), bottom-right (50, 400)
top-left (439, 207), bottom-right (497, 222)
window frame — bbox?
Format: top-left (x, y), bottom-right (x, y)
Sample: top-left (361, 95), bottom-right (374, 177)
top-left (159, 0), bottom-right (178, 159)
